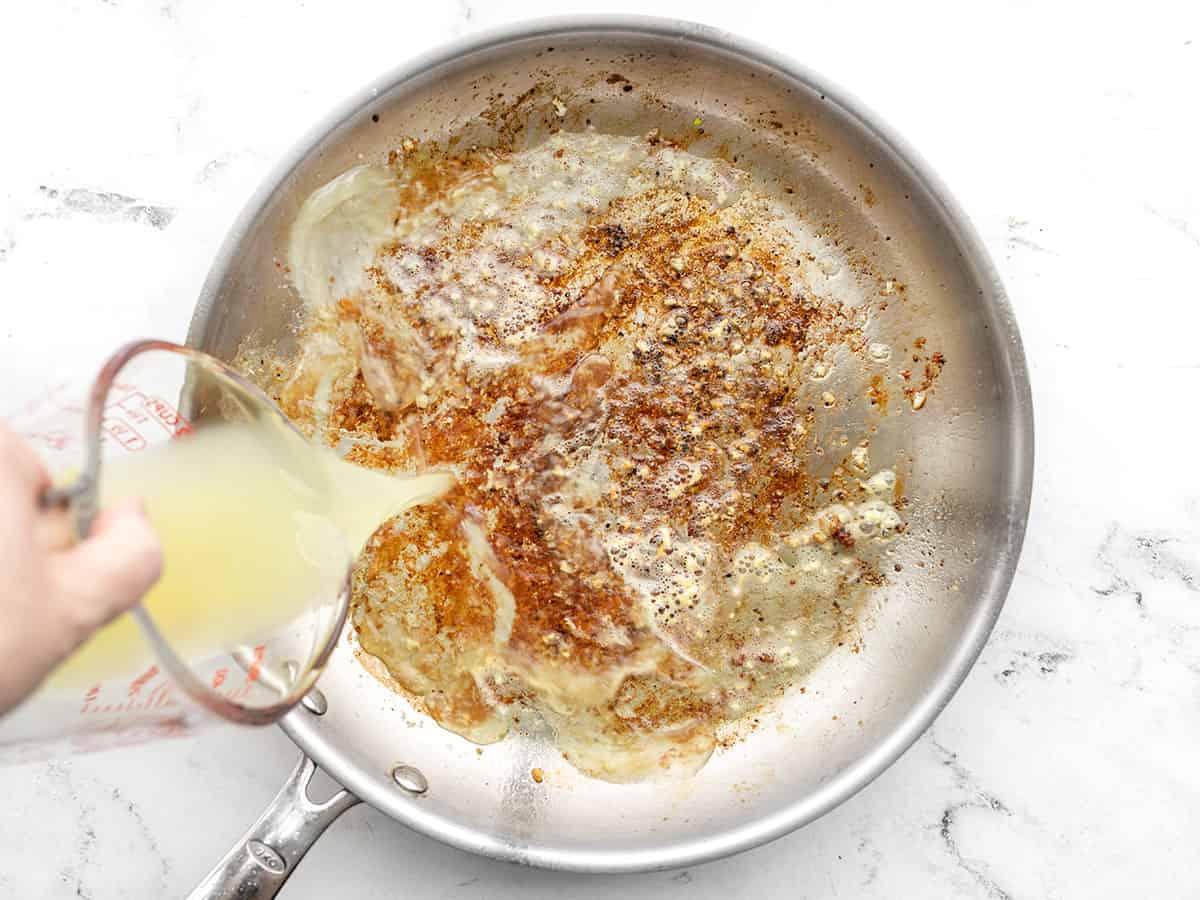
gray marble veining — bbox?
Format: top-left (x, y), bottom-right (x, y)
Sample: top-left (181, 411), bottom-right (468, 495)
top-left (1, 1), bottom-right (1198, 897)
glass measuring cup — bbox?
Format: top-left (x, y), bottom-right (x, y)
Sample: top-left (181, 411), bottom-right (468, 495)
top-left (0, 340), bottom-right (350, 761)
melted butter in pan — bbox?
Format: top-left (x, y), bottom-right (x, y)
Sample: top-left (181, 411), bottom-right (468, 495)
top-left (261, 130), bottom-right (905, 782)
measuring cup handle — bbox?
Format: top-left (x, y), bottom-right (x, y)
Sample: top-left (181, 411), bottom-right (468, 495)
top-left (186, 754), bottom-right (360, 900)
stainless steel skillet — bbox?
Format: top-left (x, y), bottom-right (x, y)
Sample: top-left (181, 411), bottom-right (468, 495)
top-left (185, 15), bottom-right (1033, 896)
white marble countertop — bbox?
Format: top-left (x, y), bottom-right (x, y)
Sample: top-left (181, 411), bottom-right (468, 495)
top-left (2, 1), bottom-right (1198, 896)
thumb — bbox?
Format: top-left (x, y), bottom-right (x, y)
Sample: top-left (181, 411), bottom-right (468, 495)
top-left (55, 498), bottom-right (163, 634)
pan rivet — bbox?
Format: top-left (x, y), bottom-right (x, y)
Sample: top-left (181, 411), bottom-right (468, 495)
top-left (301, 687), bottom-right (328, 716)
top-left (391, 764), bottom-right (428, 794)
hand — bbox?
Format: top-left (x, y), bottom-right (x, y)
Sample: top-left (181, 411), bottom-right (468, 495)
top-left (0, 423), bottom-right (162, 715)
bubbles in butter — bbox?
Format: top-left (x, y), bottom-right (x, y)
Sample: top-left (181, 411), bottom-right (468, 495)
top-left (260, 128), bottom-right (904, 783)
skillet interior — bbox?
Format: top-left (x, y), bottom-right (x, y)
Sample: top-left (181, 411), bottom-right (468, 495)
top-left (188, 18), bottom-right (1032, 872)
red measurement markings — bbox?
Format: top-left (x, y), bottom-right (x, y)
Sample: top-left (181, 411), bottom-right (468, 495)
top-left (101, 416), bottom-right (147, 451)
top-left (110, 391), bottom-right (193, 438)
top-left (80, 659), bottom-right (266, 716)
top-left (81, 679), bottom-right (173, 714)
top-left (82, 682), bottom-right (176, 715)
top-left (81, 684), bottom-right (101, 713)
top-left (11, 382), bottom-right (74, 420)
top-left (25, 429), bottom-right (73, 451)
top-left (127, 665), bottom-right (159, 697)
top-left (246, 645), bottom-right (266, 684)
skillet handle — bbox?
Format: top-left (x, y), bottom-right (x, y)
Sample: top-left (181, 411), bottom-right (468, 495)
top-left (186, 754), bottom-right (360, 900)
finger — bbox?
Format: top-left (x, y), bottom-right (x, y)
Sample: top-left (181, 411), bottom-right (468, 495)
top-left (0, 421), bottom-right (51, 497)
top-left (54, 498), bottom-right (163, 633)
top-left (33, 502), bottom-right (76, 554)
